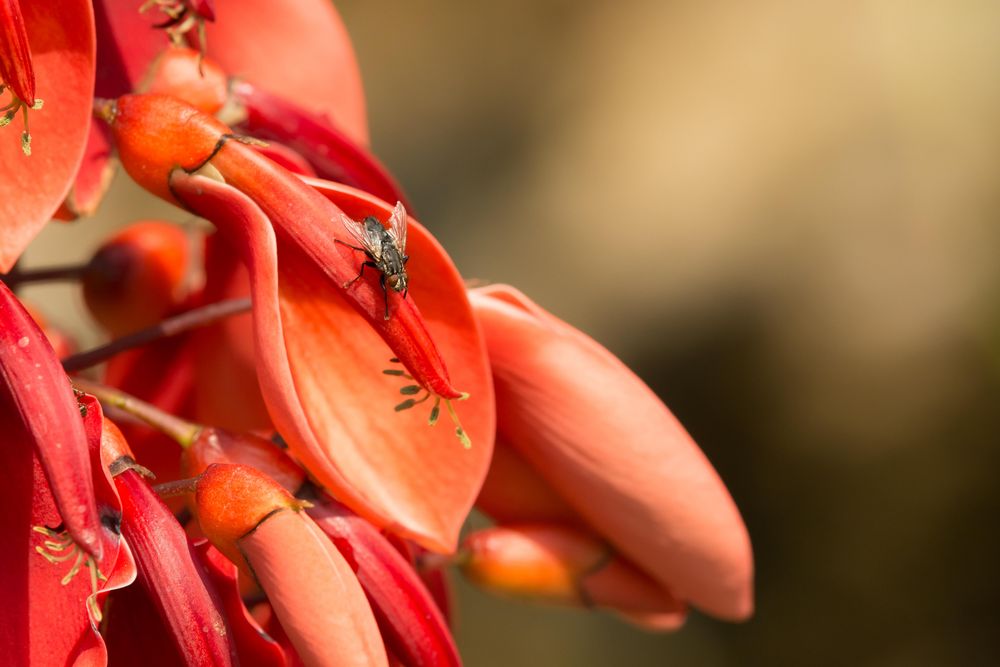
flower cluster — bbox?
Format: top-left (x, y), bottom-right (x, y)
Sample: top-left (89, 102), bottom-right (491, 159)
top-left (0, 0), bottom-right (753, 664)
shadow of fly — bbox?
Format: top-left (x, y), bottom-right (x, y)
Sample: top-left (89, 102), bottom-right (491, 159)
top-left (336, 202), bottom-right (410, 320)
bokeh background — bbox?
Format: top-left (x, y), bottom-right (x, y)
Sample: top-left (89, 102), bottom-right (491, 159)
top-left (22, 0), bottom-right (1000, 664)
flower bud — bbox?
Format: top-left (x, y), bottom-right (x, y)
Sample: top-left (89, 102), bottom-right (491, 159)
top-left (461, 524), bottom-right (686, 628)
top-left (181, 428), bottom-right (306, 495)
top-left (142, 47), bottom-right (228, 115)
top-left (82, 221), bottom-right (193, 336)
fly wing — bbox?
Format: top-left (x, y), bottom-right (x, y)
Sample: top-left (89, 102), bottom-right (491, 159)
top-left (339, 213), bottom-right (383, 261)
top-left (386, 201), bottom-right (408, 254)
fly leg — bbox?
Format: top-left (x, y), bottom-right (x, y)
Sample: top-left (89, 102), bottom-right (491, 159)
top-left (380, 273), bottom-right (390, 320)
top-left (334, 239), bottom-right (366, 253)
top-left (344, 261), bottom-right (378, 289)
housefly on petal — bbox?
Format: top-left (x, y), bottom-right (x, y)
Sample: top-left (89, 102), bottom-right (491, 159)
top-left (337, 201), bottom-right (410, 319)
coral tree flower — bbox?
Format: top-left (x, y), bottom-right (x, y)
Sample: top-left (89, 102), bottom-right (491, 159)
top-left (103, 92), bottom-right (495, 552)
top-left (0, 0), bottom-right (95, 269)
top-left (468, 284), bottom-right (755, 622)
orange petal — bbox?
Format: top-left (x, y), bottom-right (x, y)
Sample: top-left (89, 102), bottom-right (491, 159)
top-left (204, 0), bottom-right (368, 145)
top-left (242, 510), bottom-right (388, 667)
top-left (173, 172), bottom-right (494, 552)
top-left (470, 285), bottom-right (754, 621)
top-left (0, 0), bottom-right (95, 270)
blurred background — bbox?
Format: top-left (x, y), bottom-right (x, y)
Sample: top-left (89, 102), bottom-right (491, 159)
top-left (23, 0), bottom-right (1000, 664)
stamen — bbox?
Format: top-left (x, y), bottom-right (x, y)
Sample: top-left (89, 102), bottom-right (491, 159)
top-left (0, 85), bottom-right (43, 155)
top-left (382, 369), bottom-right (411, 378)
top-left (395, 391), bottom-right (431, 412)
top-left (32, 525), bottom-right (108, 621)
top-left (399, 385), bottom-right (421, 396)
top-left (445, 400), bottom-right (472, 449)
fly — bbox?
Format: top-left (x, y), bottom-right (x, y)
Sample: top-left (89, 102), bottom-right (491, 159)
top-left (336, 201), bottom-right (409, 320)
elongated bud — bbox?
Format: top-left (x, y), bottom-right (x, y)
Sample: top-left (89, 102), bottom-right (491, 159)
top-left (461, 524), bottom-right (686, 628)
top-left (82, 221), bottom-right (194, 336)
top-left (194, 463), bottom-right (302, 575)
top-left (101, 93), bottom-right (229, 203)
top-left (107, 421), bottom-right (237, 666)
top-left (196, 464), bottom-right (389, 667)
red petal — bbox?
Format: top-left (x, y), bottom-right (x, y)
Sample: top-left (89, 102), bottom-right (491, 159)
top-left (204, 0), bottom-right (368, 145)
top-left (470, 285), bottom-right (754, 620)
top-left (0, 281), bottom-right (102, 556)
top-left (0, 0), bottom-right (95, 270)
top-left (172, 172), bottom-right (494, 551)
top-left (308, 494), bottom-right (461, 667)
top-left (114, 458), bottom-right (237, 666)
top-left (0, 0), bottom-right (36, 102)
top-left (196, 542), bottom-right (290, 667)
top-left (235, 82), bottom-right (409, 207)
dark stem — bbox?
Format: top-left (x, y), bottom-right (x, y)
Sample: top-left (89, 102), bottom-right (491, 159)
top-left (62, 297), bottom-right (252, 372)
top-left (153, 477), bottom-right (200, 498)
top-left (2, 261), bottom-right (92, 287)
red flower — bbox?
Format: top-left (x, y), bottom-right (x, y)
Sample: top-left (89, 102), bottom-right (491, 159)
top-left (0, 0), bottom-right (754, 662)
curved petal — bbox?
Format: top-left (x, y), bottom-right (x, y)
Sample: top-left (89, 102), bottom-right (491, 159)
top-left (0, 0), bottom-right (95, 270)
top-left (173, 172), bottom-right (494, 552)
top-left (204, 0), bottom-right (368, 145)
top-left (196, 542), bottom-right (291, 667)
top-left (469, 285), bottom-right (754, 621)
top-left (0, 281), bottom-right (101, 556)
top-left (114, 464), bottom-right (237, 666)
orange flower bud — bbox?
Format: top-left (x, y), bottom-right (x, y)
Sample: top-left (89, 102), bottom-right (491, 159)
top-left (82, 221), bottom-right (193, 336)
top-left (461, 524), bottom-right (686, 628)
top-left (194, 463), bottom-right (302, 575)
top-left (103, 93), bottom-right (229, 203)
top-left (142, 47), bottom-right (228, 115)
top-left (181, 428), bottom-right (306, 495)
